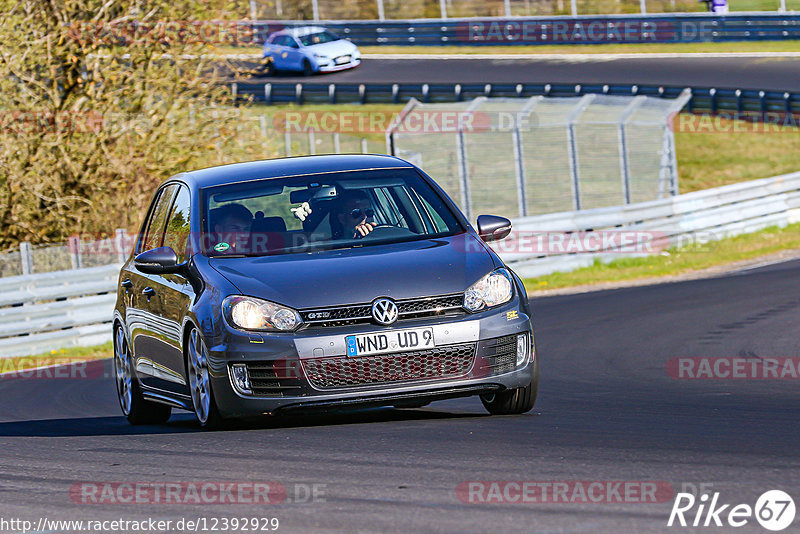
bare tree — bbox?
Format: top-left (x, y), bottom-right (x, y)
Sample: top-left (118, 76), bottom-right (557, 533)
top-left (0, 0), bottom-right (249, 249)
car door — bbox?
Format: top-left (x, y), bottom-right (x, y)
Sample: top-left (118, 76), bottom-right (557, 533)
top-left (136, 185), bottom-right (195, 396)
top-left (129, 183), bottom-right (180, 392)
top-left (279, 35), bottom-right (304, 70)
top-left (270, 35), bottom-right (303, 71)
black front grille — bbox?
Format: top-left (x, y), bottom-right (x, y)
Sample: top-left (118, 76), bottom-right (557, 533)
top-left (300, 294), bottom-right (465, 328)
top-left (477, 335), bottom-right (519, 376)
top-left (302, 342), bottom-right (477, 390)
top-left (243, 360), bottom-right (304, 397)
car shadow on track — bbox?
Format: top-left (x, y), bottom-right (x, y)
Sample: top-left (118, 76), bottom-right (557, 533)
top-left (0, 407), bottom-right (490, 437)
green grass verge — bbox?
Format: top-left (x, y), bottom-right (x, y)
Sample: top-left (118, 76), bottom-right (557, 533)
top-left (674, 115), bottom-right (800, 192)
top-left (524, 223), bottom-right (800, 292)
top-left (0, 341), bottom-right (112, 373)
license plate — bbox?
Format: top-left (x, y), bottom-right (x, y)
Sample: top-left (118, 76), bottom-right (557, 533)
top-left (335, 55), bottom-right (350, 65)
top-left (345, 327), bottom-right (434, 357)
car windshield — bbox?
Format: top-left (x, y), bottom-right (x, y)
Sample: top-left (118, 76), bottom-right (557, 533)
top-left (298, 30), bottom-right (339, 47)
top-left (202, 168), bottom-right (464, 257)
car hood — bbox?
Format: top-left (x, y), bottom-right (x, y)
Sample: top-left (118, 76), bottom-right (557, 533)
top-left (209, 233), bottom-right (497, 309)
top-left (305, 39), bottom-right (358, 57)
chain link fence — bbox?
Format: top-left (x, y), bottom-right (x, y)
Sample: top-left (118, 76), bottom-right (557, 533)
top-left (250, 0), bottom-right (800, 20)
top-left (0, 231), bottom-right (134, 278)
top-left (388, 92), bottom-right (691, 222)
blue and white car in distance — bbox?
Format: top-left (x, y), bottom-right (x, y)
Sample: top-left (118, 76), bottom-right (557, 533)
top-left (262, 26), bottom-right (361, 75)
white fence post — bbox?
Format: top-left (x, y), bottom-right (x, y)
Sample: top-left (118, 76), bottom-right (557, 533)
top-left (376, 0), bottom-right (385, 20)
top-left (640, 0), bottom-right (647, 14)
top-left (440, 0), bottom-right (447, 19)
top-left (285, 131), bottom-right (292, 156)
top-left (780, 0), bottom-right (786, 12)
top-left (249, 0), bottom-right (257, 19)
top-left (618, 96), bottom-right (646, 205)
top-left (308, 129), bottom-right (316, 155)
top-left (68, 236), bottom-right (82, 270)
top-left (115, 229), bottom-right (128, 263)
top-left (570, 0), bottom-right (577, 16)
top-left (361, 138), bottom-right (369, 154)
top-left (312, 0), bottom-right (320, 20)
top-left (20, 242), bottom-right (33, 275)
top-left (566, 94), bottom-right (596, 211)
top-left (456, 129), bottom-right (471, 222)
top-left (259, 116), bottom-right (269, 154)
top-left (333, 132), bottom-right (341, 153)
top-left (512, 126), bottom-right (527, 218)
top-left (504, 0), bottom-right (512, 17)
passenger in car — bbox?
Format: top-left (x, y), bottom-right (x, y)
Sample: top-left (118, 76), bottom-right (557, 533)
top-left (210, 203), bottom-right (253, 254)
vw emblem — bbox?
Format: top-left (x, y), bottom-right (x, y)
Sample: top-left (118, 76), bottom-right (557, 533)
top-left (371, 298), bottom-right (399, 325)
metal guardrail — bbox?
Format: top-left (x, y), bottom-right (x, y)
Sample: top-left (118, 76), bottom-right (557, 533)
top-left (2, 172), bottom-right (800, 357)
top-left (250, 0), bottom-right (798, 21)
top-left (239, 14), bottom-right (800, 46)
top-left (0, 264), bottom-right (119, 358)
top-left (240, 82), bottom-right (800, 117)
top-left (496, 170), bottom-right (800, 277)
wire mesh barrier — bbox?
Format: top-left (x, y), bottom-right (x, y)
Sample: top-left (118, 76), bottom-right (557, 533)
top-left (0, 230), bottom-right (134, 279)
top-left (388, 92), bottom-right (691, 221)
top-left (250, 0), bottom-right (800, 19)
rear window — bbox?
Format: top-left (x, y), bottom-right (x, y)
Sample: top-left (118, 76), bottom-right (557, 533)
top-left (202, 169), bottom-right (463, 257)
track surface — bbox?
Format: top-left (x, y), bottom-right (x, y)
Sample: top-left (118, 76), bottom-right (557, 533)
top-left (253, 56), bottom-right (800, 92)
top-left (2, 260), bottom-right (799, 532)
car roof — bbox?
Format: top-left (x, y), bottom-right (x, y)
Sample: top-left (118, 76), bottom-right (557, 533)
top-left (274, 26), bottom-right (330, 38)
top-left (174, 154), bottom-right (414, 190)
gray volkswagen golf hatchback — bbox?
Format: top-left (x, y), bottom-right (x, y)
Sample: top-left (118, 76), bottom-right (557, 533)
top-left (113, 154), bottom-right (538, 427)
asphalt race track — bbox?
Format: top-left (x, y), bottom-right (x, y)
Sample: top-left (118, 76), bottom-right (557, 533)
top-left (253, 56), bottom-right (800, 92)
top-left (2, 259), bottom-right (799, 532)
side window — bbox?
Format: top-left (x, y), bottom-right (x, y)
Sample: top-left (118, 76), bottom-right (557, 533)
top-left (418, 194), bottom-right (447, 233)
top-left (287, 37), bottom-right (299, 48)
top-left (163, 186), bottom-right (192, 262)
top-left (142, 184), bottom-right (178, 253)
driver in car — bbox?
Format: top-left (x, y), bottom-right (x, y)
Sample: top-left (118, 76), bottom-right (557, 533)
top-left (292, 189), bottom-right (377, 239)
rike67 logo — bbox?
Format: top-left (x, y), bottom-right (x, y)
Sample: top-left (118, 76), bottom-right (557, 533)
top-left (668, 490), bottom-right (795, 531)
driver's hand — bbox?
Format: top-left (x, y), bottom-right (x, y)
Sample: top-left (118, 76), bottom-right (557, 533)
top-left (290, 201), bottom-right (312, 222)
top-left (354, 217), bottom-right (376, 238)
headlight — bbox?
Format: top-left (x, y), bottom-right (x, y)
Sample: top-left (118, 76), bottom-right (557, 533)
top-left (463, 268), bottom-right (513, 312)
top-left (222, 295), bottom-right (302, 332)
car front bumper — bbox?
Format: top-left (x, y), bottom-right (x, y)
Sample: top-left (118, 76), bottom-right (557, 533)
top-left (316, 57), bottom-right (361, 72)
top-left (207, 301), bottom-right (534, 417)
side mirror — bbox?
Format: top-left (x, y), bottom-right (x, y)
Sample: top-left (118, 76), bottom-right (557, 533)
top-left (477, 215), bottom-right (512, 242)
top-left (134, 246), bottom-right (181, 274)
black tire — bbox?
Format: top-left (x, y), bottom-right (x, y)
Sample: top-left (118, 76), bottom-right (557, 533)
top-left (113, 326), bottom-right (172, 425)
top-left (186, 328), bottom-right (225, 429)
top-left (262, 57), bottom-right (275, 76)
top-left (302, 59), bottom-right (314, 76)
top-left (480, 357), bottom-right (539, 415)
